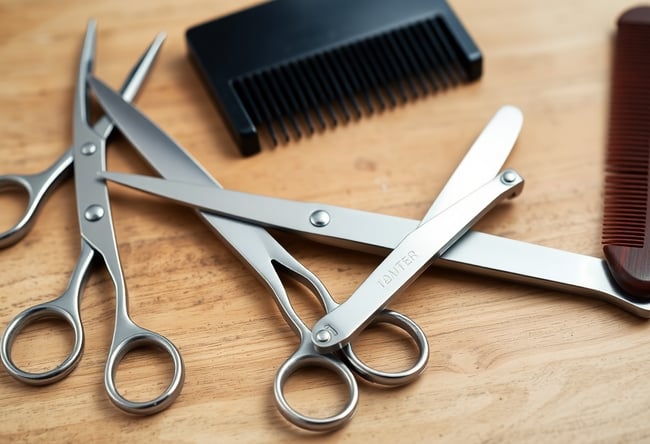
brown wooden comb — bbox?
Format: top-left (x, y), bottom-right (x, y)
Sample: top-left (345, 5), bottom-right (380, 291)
top-left (602, 6), bottom-right (650, 296)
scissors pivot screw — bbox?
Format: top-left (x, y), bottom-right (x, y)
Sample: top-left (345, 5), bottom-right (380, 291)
top-left (80, 143), bottom-right (97, 155)
top-left (84, 204), bottom-right (105, 221)
top-left (500, 170), bottom-right (518, 184)
top-left (309, 209), bottom-right (331, 227)
top-left (315, 329), bottom-right (332, 343)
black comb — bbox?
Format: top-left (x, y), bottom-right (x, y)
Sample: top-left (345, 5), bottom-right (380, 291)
top-left (186, 0), bottom-right (482, 156)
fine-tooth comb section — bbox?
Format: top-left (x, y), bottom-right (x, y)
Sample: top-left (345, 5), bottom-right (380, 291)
top-left (231, 18), bottom-right (468, 146)
top-left (186, 0), bottom-right (482, 156)
top-left (602, 6), bottom-right (650, 296)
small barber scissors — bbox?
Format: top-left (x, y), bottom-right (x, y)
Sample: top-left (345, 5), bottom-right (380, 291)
top-left (0, 21), bottom-right (184, 415)
top-left (89, 77), bottom-right (441, 431)
top-left (91, 79), bottom-right (523, 430)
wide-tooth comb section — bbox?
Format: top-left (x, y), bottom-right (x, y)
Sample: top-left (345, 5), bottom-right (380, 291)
top-left (602, 6), bottom-right (650, 296)
top-left (187, 0), bottom-right (482, 156)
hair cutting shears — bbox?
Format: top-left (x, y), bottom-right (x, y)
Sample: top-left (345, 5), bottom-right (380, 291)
top-left (89, 77), bottom-right (442, 431)
top-left (89, 78), bottom-right (524, 430)
top-left (0, 21), bottom-right (184, 415)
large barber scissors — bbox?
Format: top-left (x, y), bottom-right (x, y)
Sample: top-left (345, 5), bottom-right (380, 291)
top-left (0, 21), bottom-right (183, 415)
top-left (90, 78), bottom-right (523, 430)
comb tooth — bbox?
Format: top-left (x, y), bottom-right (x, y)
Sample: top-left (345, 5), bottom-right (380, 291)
top-left (187, 0), bottom-right (484, 155)
top-left (368, 37), bottom-right (408, 103)
top-left (333, 47), bottom-right (375, 114)
top-left (429, 17), bottom-right (466, 84)
top-left (233, 78), bottom-right (264, 128)
top-left (382, 33), bottom-right (419, 98)
top-left (377, 34), bottom-right (418, 102)
top-left (312, 54), bottom-right (352, 122)
top-left (245, 75), bottom-right (278, 145)
top-left (353, 41), bottom-right (393, 108)
top-left (363, 37), bottom-right (399, 103)
top-left (257, 72), bottom-right (290, 143)
top-left (394, 28), bottom-right (429, 95)
top-left (301, 57), bottom-right (338, 126)
top-left (266, 69), bottom-right (302, 140)
top-left (413, 22), bottom-right (451, 89)
top-left (406, 24), bottom-right (441, 91)
top-left (289, 61), bottom-right (327, 130)
top-left (280, 64), bottom-right (316, 134)
top-left (324, 51), bottom-right (362, 119)
top-left (422, 20), bottom-right (458, 86)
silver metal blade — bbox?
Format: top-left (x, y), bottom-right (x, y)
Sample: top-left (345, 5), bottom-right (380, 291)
top-left (422, 105), bottom-right (523, 223)
top-left (102, 171), bottom-right (431, 254)
top-left (307, 106), bottom-right (523, 351)
top-left (100, 106), bottom-right (522, 253)
top-left (89, 77), bottom-right (219, 187)
top-left (73, 20), bottom-right (96, 146)
top-left (93, 32), bottom-right (166, 140)
top-left (311, 170), bottom-right (525, 352)
top-left (100, 172), bottom-right (650, 319)
top-left (101, 171), bottom-right (347, 230)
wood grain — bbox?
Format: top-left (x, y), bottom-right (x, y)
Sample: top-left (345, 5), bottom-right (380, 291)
top-left (1, 0), bottom-right (648, 442)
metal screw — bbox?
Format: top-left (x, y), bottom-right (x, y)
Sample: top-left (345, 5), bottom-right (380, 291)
top-left (315, 329), bottom-right (332, 343)
top-left (80, 143), bottom-right (97, 155)
top-left (84, 204), bottom-right (105, 221)
top-left (501, 170), bottom-right (518, 184)
top-left (309, 209), bottom-right (331, 227)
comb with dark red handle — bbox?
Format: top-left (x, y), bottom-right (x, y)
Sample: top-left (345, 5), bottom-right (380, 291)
top-left (602, 6), bottom-right (650, 296)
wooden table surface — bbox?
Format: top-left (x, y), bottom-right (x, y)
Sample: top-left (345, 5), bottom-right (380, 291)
top-left (1, 0), bottom-right (648, 442)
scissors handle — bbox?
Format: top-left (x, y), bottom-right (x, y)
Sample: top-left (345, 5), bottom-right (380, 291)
top-left (270, 255), bottom-right (428, 431)
top-left (276, 252), bottom-right (430, 387)
top-left (274, 340), bottom-right (359, 432)
top-left (342, 309), bottom-right (429, 386)
top-left (0, 149), bottom-right (73, 249)
top-left (104, 317), bottom-right (184, 415)
top-left (0, 241), bottom-right (90, 384)
top-left (273, 307), bottom-right (428, 432)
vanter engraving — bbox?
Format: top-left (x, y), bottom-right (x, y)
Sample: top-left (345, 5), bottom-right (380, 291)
top-left (377, 251), bottom-right (419, 288)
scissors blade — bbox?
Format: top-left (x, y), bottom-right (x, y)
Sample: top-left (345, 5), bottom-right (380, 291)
top-left (422, 105), bottom-right (523, 222)
top-left (93, 32), bottom-right (166, 140)
top-left (89, 77), bottom-right (219, 186)
top-left (101, 105), bottom-right (523, 250)
top-left (101, 151), bottom-right (525, 354)
top-left (100, 170), bottom-right (650, 320)
top-left (72, 20), bottom-right (96, 143)
top-left (310, 170), bottom-right (524, 351)
top-left (307, 106), bottom-right (524, 351)
top-left (101, 171), bottom-right (410, 245)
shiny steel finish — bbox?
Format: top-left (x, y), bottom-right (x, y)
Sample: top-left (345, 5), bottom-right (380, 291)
top-left (0, 29), bottom-right (165, 249)
top-left (100, 105), bottom-right (524, 354)
top-left (311, 170), bottom-right (524, 352)
top-left (0, 22), bottom-right (183, 415)
top-left (421, 105), bottom-right (523, 221)
top-left (90, 77), bottom-right (429, 431)
top-left (102, 178), bottom-right (650, 316)
top-left (101, 170), bottom-right (525, 351)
